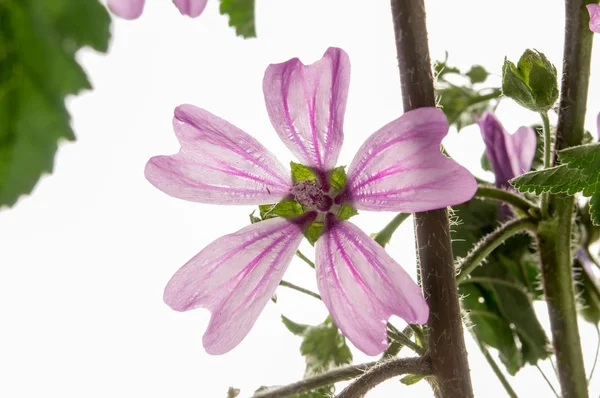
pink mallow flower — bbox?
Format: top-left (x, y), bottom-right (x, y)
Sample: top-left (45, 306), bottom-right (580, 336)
top-left (588, 4), bottom-right (600, 33)
top-left (478, 111), bottom-right (536, 188)
top-left (145, 48), bottom-right (477, 356)
top-left (108, 0), bottom-right (206, 20)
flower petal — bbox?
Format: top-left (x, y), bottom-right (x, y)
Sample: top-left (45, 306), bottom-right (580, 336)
top-left (108, 0), bottom-right (145, 19)
top-left (263, 47), bottom-right (350, 173)
top-left (164, 217), bottom-right (306, 355)
top-left (479, 112), bottom-right (535, 187)
top-left (342, 107), bottom-right (476, 212)
top-left (315, 215), bottom-right (428, 356)
top-left (508, 125), bottom-right (536, 177)
top-left (172, 0), bottom-right (207, 17)
top-left (588, 4), bottom-right (600, 33)
top-left (145, 104), bottom-right (292, 205)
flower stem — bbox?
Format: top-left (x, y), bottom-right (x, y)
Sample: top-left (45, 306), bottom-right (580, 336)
top-left (252, 357), bottom-right (430, 398)
top-left (279, 280), bottom-right (321, 300)
top-left (456, 217), bottom-right (537, 283)
top-left (540, 111), bottom-right (552, 218)
top-left (475, 185), bottom-right (540, 217)
top-left (373, 212), bottom-right (410, 247)
top-left (390, 0), bottom-right (473, 396)
top-left (471, 331), bottom-right (519, 398)
top-left (536, 1), bottom-right (594, 396)
top-left (295, 250), bottom-right (314, 268)
top-left (335, 356), bottom-right (432, 398)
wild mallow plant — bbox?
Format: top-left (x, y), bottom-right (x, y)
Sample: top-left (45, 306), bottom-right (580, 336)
top-left (5, 1), bottom-right (600, 398)
top-left (144, 2), bottom-right (600, 398)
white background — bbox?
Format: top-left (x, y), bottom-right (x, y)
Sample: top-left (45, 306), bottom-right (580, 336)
top-left (1, 0), bottom-right (600, 397)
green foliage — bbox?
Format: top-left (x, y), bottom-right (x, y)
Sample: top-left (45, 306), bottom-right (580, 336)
top-left (336, 204), bottom-right (358, 221)
top-left (400, 374), bottom-right (426, 386)
top-left (433, 55), bottom-right (501, 131)
top-left (304, 221), bottom-right (324, 246)
top-left (291, 161), bottom-right (317, 183)
top-left (220, 0), bottom-right (256, 38)
top-left (281, 316), bottom-right (352, 376)
top-left (465, 65), bottom-right (489, 85)
top-left (329, 166), bottom-right (347, 192)
top-left (254, 386), bottom-right (332, 398)
top-left (0, 0), bottom-right (110, 207)
top-left (502, 49), bottom-right (558, 112)
top-left (511, 143), bottom-right (600, 224)
top-left (452, 199), bottom-right (550, 374)
top-left (259, 200), bottom-right (304, 219)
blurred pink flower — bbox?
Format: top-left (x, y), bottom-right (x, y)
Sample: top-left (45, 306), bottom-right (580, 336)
top-left (146, 48), bottom-right (477, 355)
top-left (108, 0), bottom-right (207, 20)
top-left (587, 4), bottom-right (600, 33)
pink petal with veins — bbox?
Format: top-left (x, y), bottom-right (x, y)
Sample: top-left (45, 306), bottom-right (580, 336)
top-left (164, 217), bottom-right (307, 354)
top-left (172, 0), bottom-right (208, 17)
top-left (315, 215), bottom-right (428, 356)
top-left (342, 107), bottom-right (476, 212)
top-left (588, 4), bottom-right (600, 33)
top-left (108, 0), bottom-right (145, 19)
top-left (263, 47), bottom-right (350, 173)
top-left (145, 104), bottom-right (292, 205)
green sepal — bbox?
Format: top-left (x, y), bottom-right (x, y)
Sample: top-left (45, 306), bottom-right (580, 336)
top-left (291, 161), bottom-right (317, 183)
top-left (502, 49), bottom-right (558, 112)
top-left (259, 200), bottom-right (304, 219)
top-left (336, 204), bottom-right (358, 221)
top-left (304, 221), bottom-right (324, 246)
top-left (329, 166), bottom-right (347, 192)
top-left (249, 210), bottom-right (261, 224)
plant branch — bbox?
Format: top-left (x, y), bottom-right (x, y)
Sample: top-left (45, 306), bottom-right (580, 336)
top-left (279, 280), bottom-right (321, 300)
top-left (537, 1), bottom-right (595, 396)
top-left (472, 331), bottom-right (519, 398)
top-left (390, 0), bottom-right (473, 396)
top-left (456, 217), bottom-right (537, 283)
top-left (374, 212), bottom-right (410, 247)
top-left (335, 356), bottom-right (433, 398)
top-left (475, 185), bottom-right (540, 217)
top-left (540, 112), bottom-right (552, 218)
top-left (253, 358), bottom-right (428, 398)
top-left (295, 250), bottom-right (314, 268)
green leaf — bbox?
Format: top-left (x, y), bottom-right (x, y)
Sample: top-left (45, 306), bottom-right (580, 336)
top-left (256, 386), bottom-right (333, 398)
top-left (400, 374), bottom-right (426, 386)
top-left (436, 85), bottom-right (501, 131)
top-left (336, 204), bottom-right (358, 221)
top-left (453, 199), bottom-right (550, 374)
top-left (281, 315), bottom-right (309, 336)
top-left (0, 0), bottom-right (110, 207)
top-left (329, 166), bottom-right (347, 192)
top-left (502, 49), bottom-right (558, 112)
top-left (219, 0), bottom-right (256, 38)
top-left (304, 221), bottom-right (324, 246)
top-left (510, 165), bottom-right (585, 195)
top-left (465, 65), bottom-right (489, 85)
top-left (259, 200), bottom-right (304, 219)
top-left (291, 161), bottom-right (317, 183)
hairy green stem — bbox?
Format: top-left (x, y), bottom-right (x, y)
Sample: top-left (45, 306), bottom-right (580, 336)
top-left (475, 185), bottom-right (540, 217)
top-left (456, 217), bottom-right (537, 283)
top-left (374, 212), bottom-right (410, 247)
top-left (540, 112), bottom-right (552, 218)
top-left (391, 0), bottom-right (473, 396)
top-left (537, 1), bottom-right (595, 396)
top-left (335, 356), bottom-right (433, 398)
